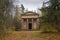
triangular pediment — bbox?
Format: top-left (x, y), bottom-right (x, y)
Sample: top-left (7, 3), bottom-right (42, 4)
top-left (21, 11), bottom-right (39, 16)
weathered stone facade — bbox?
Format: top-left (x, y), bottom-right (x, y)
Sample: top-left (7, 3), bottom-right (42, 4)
top-left (20, 11), bottom-right (39, 30)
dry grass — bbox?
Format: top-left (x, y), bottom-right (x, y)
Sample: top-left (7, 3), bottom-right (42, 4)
top-left (4, 31), bottom-right (60, 40)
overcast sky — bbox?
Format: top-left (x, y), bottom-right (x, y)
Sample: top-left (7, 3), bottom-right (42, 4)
top-left (13, 0), bottom-right (49, 11)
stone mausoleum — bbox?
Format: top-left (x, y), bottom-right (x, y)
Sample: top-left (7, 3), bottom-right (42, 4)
top-left (20, 11), bottom-right (39, 30)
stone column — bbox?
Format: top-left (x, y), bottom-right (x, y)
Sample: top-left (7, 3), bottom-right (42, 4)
top-left (32, 19), bottom-right (33, 30)
top-left (37, 18), bottom-right (39, 30)
top-left (27, 19), bottom-right (28, 30)
top-left (21, 19), bottom-right (23, 30)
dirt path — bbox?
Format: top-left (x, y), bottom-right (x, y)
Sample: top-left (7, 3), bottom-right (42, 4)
top-left (27, 31), bottom-right (33, 40)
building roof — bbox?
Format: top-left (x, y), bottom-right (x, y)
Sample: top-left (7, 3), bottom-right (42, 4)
top-left (21, 11), bottom-right (39, 16)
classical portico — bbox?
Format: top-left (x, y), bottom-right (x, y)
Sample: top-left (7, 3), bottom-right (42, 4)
top-left (21, 11), bottom-right (39, 30)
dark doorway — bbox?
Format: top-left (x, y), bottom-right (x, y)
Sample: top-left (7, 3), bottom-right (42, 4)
top-left (29, 23), bottom-right (32, 30)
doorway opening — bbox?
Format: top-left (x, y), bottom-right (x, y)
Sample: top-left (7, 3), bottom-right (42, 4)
top-left (28, 23), bottom-right (32, 30)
